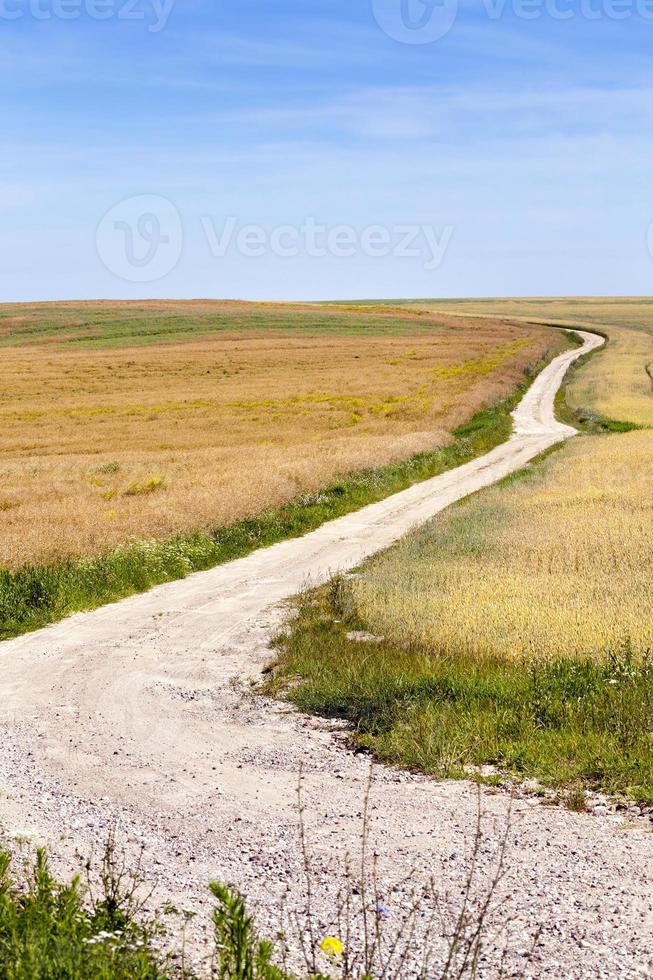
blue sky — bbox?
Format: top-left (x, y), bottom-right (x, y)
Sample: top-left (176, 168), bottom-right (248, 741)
top-left (2, 0), bottom-right (652, 300)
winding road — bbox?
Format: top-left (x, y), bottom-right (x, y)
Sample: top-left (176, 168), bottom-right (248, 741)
top-left (1, 327), bottom-right (651, 977)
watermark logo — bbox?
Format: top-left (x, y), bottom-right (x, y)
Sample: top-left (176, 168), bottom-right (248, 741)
top-left (372, 0), bottom-right (653, 43)
top-left (200, 216), bottom-right (453, 271)
top-left (371, 0), bottom-right (459, 43)
top-left (0, 0), bottom-right (175, 32)
top-left (96, 201), bottom-right (454, 280)
top-left (96, 195), bottom-right (183, 283)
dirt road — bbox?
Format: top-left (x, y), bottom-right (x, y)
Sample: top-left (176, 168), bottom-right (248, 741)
top-left (1, 328), bottom-right (651, 977)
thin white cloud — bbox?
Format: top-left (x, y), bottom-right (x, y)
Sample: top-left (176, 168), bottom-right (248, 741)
top-left (178, 81), bottom-right (653, 144)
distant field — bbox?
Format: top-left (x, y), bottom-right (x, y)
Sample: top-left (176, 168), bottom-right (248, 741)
top-left (0, 301), bottom-right (558, 570)
top-left (0, 299), bottom-right (465, 349)
top-left (404, 296), bottom-right (653, 428)
top-left (355, 295), bottom-right (653, 335)
top-left (276, 298), bottom-right (653, 800)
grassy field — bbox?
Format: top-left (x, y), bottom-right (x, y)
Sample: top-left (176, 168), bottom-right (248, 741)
top-left (0, 300), bottom-right (558, 570)
top-left (355, 295), bottom-right (653, 335)
top-left (0, 300), bottom-right (562, 637)
top-left (0, 298), bottom-right (467, 348)
top-left (273, 298), bottom-right (653, 801)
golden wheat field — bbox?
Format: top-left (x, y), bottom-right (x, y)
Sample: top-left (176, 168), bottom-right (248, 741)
top-left (566, 322), bottom-right (653, 427)
top-left (348, 299), bottom-right (653, 662)
top-left (0, 301), bottom-right (558, 569)
top-left (352, 431), bottom-right (653, 661)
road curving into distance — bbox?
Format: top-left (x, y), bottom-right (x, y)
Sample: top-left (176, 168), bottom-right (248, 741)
top-left (1, 331), bottom-right (604, 718)
top-left (3, 327), bottom-right (651, 978)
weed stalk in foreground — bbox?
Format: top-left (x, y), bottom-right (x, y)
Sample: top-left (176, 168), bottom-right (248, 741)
top-left (0, 775), bottom-right (533, 979)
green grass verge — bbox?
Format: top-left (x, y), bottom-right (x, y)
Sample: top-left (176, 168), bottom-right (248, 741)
top-left (268, 584), bottom-right (653, 803)
top-left (0, 357), bottom-right (556, 641)
top-left (0, 843), bottom-right (290, 980)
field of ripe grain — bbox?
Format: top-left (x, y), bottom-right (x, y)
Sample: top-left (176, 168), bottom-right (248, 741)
top-left (0, 301), bottom-right (558, 570)
top-left (565, 322), bottom-right (653, 428)
top-left (350, 430), bottom-right (653, 662)
top-left (387, 295), bottom-right (653, 335)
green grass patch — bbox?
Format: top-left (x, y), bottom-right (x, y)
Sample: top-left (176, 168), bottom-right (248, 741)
top-left (123, 475), bottom-right (166, 497)
top-left (0, 359), bottom-right (552, 641)
top-left (268, 585), bottom-right (653, 803)
top-left (0, 841), bottom-right (289, 979)
top-left (0, 847), bottom-right (166, 979)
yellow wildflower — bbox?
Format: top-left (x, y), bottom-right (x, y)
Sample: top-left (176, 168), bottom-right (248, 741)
top-left (319, 936), bottom-right (344, 957)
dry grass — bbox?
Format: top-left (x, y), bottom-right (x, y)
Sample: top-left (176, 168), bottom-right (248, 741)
top-left (343, 297), bottom-right (653, 664)
top-left (350, 430), bottom-right (653, 662)
top-left (399, 295), bottom-right (653, 335)
top-left (0, 301), bottom-right (557, 569)
top-left (565, 323), bottom-right (653, 427)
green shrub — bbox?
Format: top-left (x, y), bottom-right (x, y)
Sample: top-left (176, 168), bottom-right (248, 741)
top-left (124, 476), bottom-right (166, 497)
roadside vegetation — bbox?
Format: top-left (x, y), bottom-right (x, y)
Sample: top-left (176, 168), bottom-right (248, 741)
top-left (271, 299), bottom-right (653, 802)
top-left (0, 301), bottom-right (563, 639)
top-left (0, 841), bottom-right (166, 979)
top-left (0, 797), bottom-right (522, 979)
top-left (271, 581), bottom-right (652, 802)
